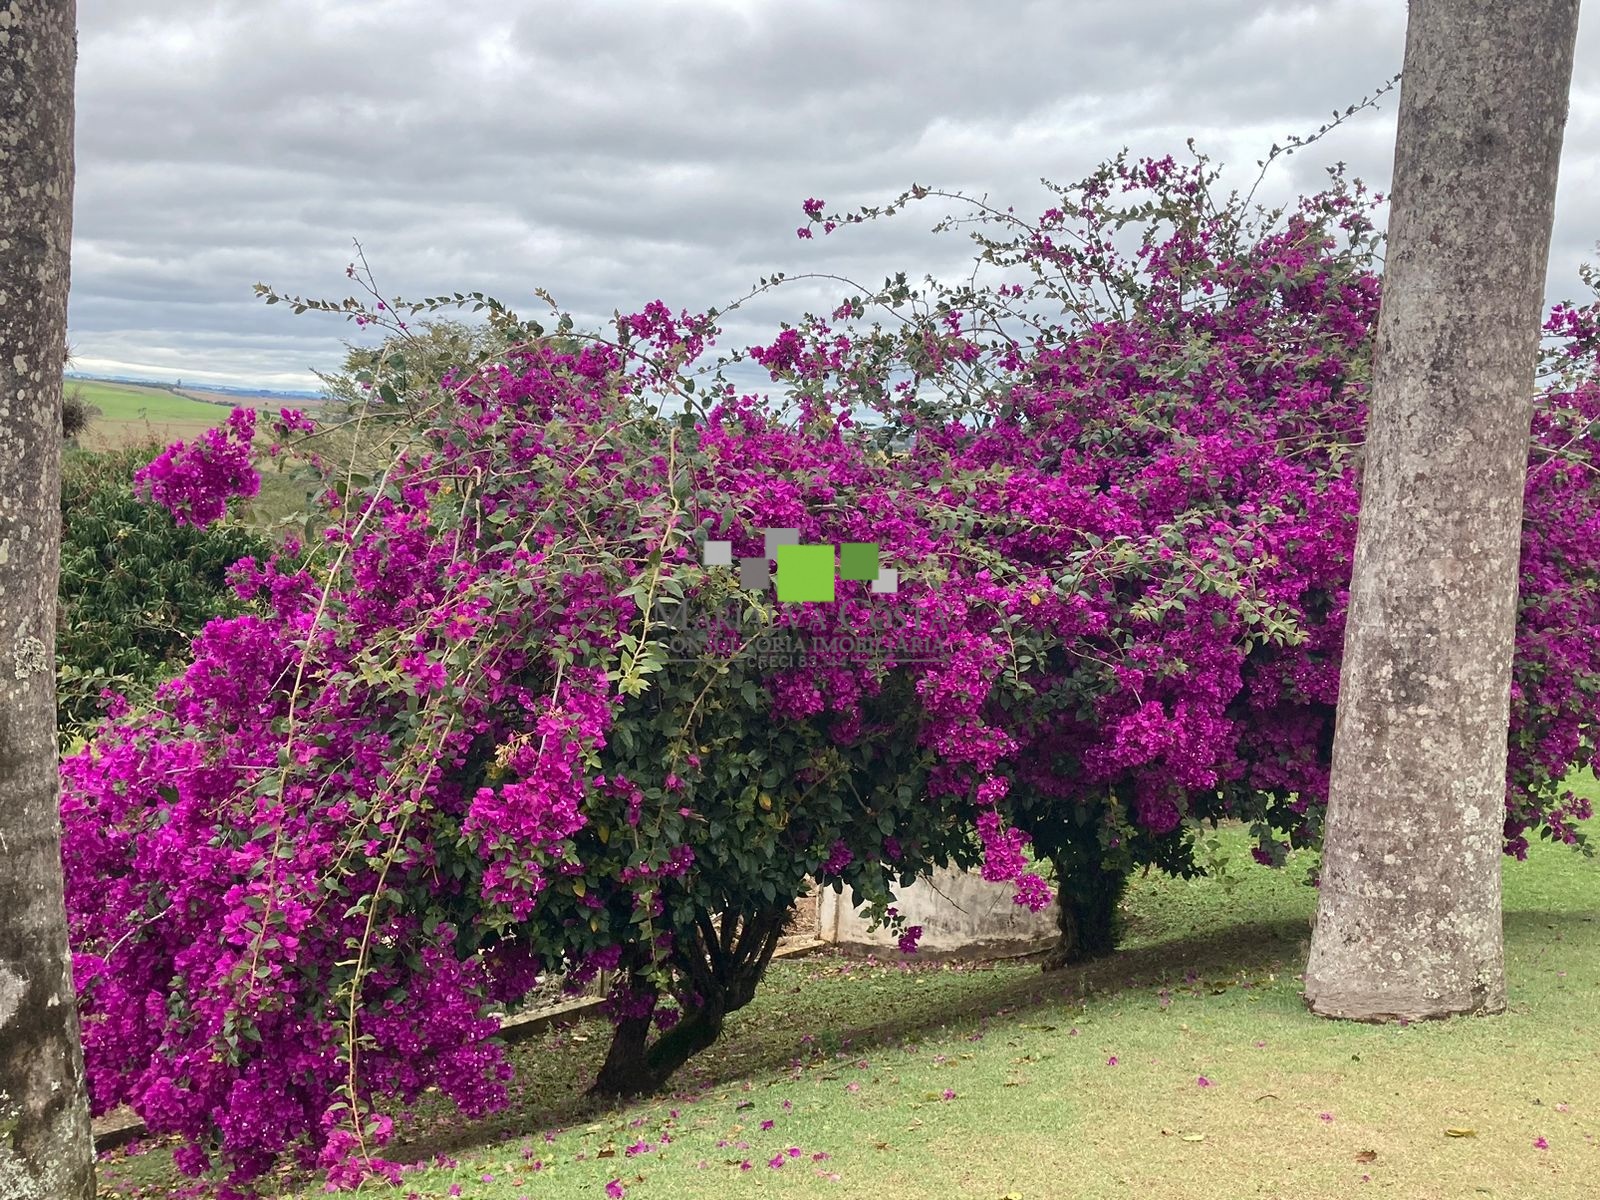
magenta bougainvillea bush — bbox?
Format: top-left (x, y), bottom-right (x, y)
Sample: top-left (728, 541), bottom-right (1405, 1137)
top-left (60, 146), bottom-right (1600, 1193)
top-left (760, 149), bottom-right (1599, 946)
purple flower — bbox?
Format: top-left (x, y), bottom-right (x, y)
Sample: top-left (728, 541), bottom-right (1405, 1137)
top-left (133, 407), bottom-right (260, 527)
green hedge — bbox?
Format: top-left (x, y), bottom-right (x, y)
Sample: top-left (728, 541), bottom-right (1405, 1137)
top-left (57, 444), bottom-right (269, 745)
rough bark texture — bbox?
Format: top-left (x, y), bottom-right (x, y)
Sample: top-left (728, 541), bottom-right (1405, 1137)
top-left (0, 3), bottom-right (93, 1197)
top-left (591, 991), bottom-right (731, 1098)
top-left (1042, 866), bottom-right (1127, 970)
top-left (1303, 0), bottom-right (1579, 1021)
top-left (589, 908), bottom-right (785, 1097)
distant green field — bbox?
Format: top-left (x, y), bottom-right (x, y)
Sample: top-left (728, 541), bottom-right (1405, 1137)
top-left (66, 380), bottom-right (233, 424)
top-left (65, 380), bottom-right (239, 450)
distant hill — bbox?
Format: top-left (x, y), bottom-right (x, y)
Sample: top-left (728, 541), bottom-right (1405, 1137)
top-left (62, 376), bottom-right (325, 451)
top-left (66, 379), bottom-right (241, 422)
top-left (65, 371), bottom-right (323, 403)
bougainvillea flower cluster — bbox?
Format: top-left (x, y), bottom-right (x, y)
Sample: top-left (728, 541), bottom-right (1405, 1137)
top-left (61, 147), bottom-right (1600, 1193)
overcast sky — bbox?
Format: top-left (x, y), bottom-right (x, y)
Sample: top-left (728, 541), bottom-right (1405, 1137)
top-left (69, 0), bottom-right (1600, 392)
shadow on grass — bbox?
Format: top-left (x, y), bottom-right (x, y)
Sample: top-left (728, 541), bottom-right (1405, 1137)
top-left (390, 916), bottom-right (1314, 1162)
top-left (116, 898), bottom-right (1599, 1195)
top-left (399, 904), bottom-right (1600, 1163)
top-left (1504, 907), bottom-right (1600, 935)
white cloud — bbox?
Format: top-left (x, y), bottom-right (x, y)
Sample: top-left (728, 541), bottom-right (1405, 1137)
top-left (69, 0), bottom-right (1600, 389)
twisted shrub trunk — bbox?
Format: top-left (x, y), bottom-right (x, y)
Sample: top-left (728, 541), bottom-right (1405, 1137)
top-left (1043, 866), bottom-right (1128, 969)
top-left (590, 906), bottom-right (787, 1097)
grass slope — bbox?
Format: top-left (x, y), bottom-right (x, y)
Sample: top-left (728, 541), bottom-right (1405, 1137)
top-left (98, 782), bottom-right (1600, 1200)
top-left (66, 380), bottom-right (245, 452)
top-left (68, 380), bottom-right (233, 424)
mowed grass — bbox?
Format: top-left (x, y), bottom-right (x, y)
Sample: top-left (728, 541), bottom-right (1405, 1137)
top-left (98, 779), bottom-right (1600, 1200)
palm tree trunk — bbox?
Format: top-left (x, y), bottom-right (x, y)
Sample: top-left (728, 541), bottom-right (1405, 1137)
top-left (0, 4), bottom-right (94, 1196)
top-left (1305, 0), bottom-right (1581, 1020)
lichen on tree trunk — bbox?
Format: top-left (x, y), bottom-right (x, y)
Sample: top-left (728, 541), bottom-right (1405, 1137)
top-left (0, 3), bottom-right (95, 1197)
top-left (1304, 0), bottom-right (1581, 1022)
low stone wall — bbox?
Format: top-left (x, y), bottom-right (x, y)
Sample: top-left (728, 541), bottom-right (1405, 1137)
top-left (817, 865), bottom-right (1059, 958)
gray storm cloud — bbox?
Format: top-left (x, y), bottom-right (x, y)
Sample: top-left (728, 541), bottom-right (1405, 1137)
top-left (70, 0), bottom-right (1599, 389)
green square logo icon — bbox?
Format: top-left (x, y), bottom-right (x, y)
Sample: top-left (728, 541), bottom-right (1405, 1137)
top-left (774, 543), bottom-right (835, 602)
top-left (839, 542), bottom-right (879, 582)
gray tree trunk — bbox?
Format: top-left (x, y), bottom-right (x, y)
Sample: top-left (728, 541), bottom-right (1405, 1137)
top-left (0, 3), bottom-right (94, 1197)
top-left (1304, 0), bottom-right (1580, 1020)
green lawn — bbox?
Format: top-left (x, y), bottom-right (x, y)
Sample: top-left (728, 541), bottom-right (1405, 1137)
top-left (97, 782), bottom-right (1600, 1200)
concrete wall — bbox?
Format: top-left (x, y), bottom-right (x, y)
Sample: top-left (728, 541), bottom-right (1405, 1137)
top-left (817, 865), bottom-right (1060, 959)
